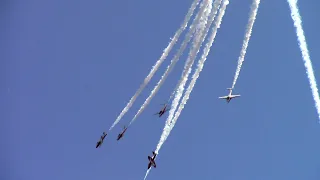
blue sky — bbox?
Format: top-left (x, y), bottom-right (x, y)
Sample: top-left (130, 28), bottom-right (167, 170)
top-left (2, 0), bottom-right (320, 179)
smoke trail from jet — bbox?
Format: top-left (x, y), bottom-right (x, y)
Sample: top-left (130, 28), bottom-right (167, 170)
top-left (155, 0), bottom-right (221, 155)
top-left (156, 1), bottom-right (212, 149)
top-left (230, 0), bottom-right (260, 89)
top-left (167, 0), bottom-right (222, 118)
top-left (167, 1), bottom-right (222, 103)
top-left (143, 1), bottom-right (216, 179)
top-left (108, 0), bottom-right (201, 131)
top-left (169, 0), bottom-right (229, 144)
top-left (287, 0), bottom-right (320, 121)
top-left (128, 0), bottom-right (208, 126)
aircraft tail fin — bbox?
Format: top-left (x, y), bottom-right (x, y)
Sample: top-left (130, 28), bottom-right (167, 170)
top-left (160, 103), bottom-right (167, 107)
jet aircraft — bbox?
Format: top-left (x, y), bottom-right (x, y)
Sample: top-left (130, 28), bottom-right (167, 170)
top-left (147, 151), bottom-right (157, 169)
top-left (218, 88), bottom-right (241, 103)
top-left (154, 104), bottom-right (170, 117)
top-left (96, 132), bottom-right (107, 148)
top-left (117, 126), bottom-right (128, 141)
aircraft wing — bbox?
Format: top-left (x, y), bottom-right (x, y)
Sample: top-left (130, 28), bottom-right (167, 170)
top-left (231, 95), bottom-right (240, 98)
top-left (218, 96), bottom-right (228, 99)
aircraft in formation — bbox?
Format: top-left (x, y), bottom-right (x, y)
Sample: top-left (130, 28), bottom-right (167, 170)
top-left (147, 151), bottom-right (157, 169)
top-left (219, 88), bottom-right (241, 103)
top-left (117, 126), bottom-right (128, 141)
top-left (95, 105), bottom-right (169, 146)
top-left (96, 132), bottom-right (107, 148)
top-left (154, 104), bottom-right (170, 117)
top-left (95, 87), bottom-right (241, 168)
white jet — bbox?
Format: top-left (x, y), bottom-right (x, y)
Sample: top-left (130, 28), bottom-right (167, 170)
top-left (219, 88), bottom-right (241, 103)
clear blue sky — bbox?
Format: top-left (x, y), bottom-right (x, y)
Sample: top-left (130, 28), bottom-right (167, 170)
top-left (2, 0), bottom-right (320, 179)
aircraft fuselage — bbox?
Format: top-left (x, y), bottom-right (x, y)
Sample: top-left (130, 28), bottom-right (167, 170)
top-left (219, 88), bottom-right (240, 103)
top-left (96, 133), bottom-right (107, 148)
top-left (147, 151), bottom-right (157, 169)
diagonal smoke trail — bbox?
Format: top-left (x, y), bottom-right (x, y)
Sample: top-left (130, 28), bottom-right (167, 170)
top-left (231, 0), bottom-right (260, 89)
top-left (167, 0), bottom-right (222, 103)
top-left (287, 0), bottom-right (320, 120)
top-left (143, 0), bottom-right (222, 179)
top-left (128, 0), bottom-right (208, 126)
top-left (156, 0), bottom-right (221, 156)
top-left (168, 0), bottom-right (229, 145)
top-left (144, 0), bottom-right (214, 178)
top-left (108, 0), bottom-right (201, 131)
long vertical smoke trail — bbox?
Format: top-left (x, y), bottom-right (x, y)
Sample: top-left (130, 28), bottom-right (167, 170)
top-left (165, 0), bottom-right (220, 128)
top-left (158, 3), bottom-right (210, 147)
top-left (108, 0), bottom-right (201, 131)
top-left (287, 0), bottom-right (320, 120)
top-left (231, 0), bottom-right (260, 89)
top-left (167, 0), bottom-right (222, 103)
top-left (155, 0), bottom-right (221, 155)
top-left (143, 1), bottom-right (215, 179)
top-left (128, 0), bottom-right (208, 126)
top-left (169, 0), bottom-right (229, 143)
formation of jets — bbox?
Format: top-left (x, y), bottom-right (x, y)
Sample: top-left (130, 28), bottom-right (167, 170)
top-left (95, 104), bottom-right (166, 168)
top-left (95, 88), bottom-right (241, 169)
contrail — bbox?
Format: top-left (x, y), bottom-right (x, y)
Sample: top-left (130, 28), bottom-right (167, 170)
top-left (287, 0), bottom-right (320, 120)
top-left (128, 0), bottom-right (207, 126)
top-left (169, 0), bottom-right (229, 146)
top-left (108, 0), bottom-right (201, 131)
top-left (166, 0), bottom-right (222, 119)
top-left (167, 0), bottom-right (222, 102)
top-left (157, 0), bottom-right (212, 152)
top-left (156, 0), bottom-right (221, 156)
top-left (143, 0), bottom-right (220, 179)
top-left (231, 0), bottom-right (260, 89)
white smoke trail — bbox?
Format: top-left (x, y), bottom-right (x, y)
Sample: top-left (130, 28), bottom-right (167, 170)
top-left (231, 0), bottom-right (260, 89)
top-left (168, 0), bottom-right (222, 103)
top-left (169, 0), bottom-right (229, 142)
top-left (156, 8), bottom-right (210, 151)
top-left (128, 0), bottom-right (208, 126)
top-left (155, 0), bottom-right (221, 155)
top-left (143, 1), bottom-right (215, 179)
top-left (287, 0), bottom-right (320, 120)
top-left (108, 0), bottom-right (201, 131)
